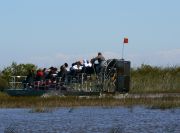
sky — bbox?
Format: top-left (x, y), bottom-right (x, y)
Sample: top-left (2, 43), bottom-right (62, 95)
top-left (0, 0), bottom-right (180, 69)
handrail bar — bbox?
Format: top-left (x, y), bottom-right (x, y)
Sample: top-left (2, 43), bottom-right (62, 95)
top-left (9, 76), bottom-right (27, 89)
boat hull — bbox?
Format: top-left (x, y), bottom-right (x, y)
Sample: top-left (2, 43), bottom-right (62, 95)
top-left (5, 89), bottom-right (100, 97)
top-left (5, 89), bottom-right (47, 96)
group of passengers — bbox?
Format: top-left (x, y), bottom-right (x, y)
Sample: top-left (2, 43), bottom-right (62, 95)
top-left (24, 52), bottom-right (105, 88)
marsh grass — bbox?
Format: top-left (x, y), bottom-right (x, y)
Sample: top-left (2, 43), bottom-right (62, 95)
top-left (0, 93), bottom-right (180, 109)
top-left (0, 91), bottom-right (9, 97)
top-left (130, 65), bottom-right (180, 93)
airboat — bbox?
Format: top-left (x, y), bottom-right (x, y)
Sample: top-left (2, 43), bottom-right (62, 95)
top-left (6, 59), bottom-right (131, 96)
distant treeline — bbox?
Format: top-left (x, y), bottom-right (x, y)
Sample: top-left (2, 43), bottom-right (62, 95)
top-left (0, 62), bottom-right (180, 93)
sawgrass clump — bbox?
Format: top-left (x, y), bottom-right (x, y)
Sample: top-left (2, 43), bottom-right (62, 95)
top-left (130, 65), bottom-right (180, 93)
top-left (0, 94), bottom-right (179, 109)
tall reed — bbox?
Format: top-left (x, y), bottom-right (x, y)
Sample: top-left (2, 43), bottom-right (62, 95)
top-left (0, 94), bottom-right (180, 109)
top-left (130, 65), bottom-right (180, 93)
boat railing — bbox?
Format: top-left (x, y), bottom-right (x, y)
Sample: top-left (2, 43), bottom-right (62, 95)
top-left (8, 74), bottom-right (102, 92)
top-left (9, 76), bottom-right (27, 89)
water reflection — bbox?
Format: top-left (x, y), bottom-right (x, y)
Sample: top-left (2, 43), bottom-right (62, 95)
top-left (0, 107), bottom-right (179, 133)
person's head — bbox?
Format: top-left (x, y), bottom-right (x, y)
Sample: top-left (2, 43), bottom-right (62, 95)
top-left (49, 66), bottom-right (54, 70)
top-left (53, 67), bottom-right (57, 72)
top-left (64, 63), bottom-right (68, 68)
top-left (76, 61), bottom-right (81, 66)
top-left (98, 52), bottom-right (102, 56)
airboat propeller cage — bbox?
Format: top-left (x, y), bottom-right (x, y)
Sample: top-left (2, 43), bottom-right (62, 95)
top-left (115, 59), bottom-right (130, 92)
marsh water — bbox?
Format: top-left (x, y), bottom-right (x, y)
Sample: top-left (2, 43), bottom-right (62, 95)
top-left (0, 107), bottom-right (180, 133)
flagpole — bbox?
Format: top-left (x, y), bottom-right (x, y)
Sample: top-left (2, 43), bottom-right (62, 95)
top-left (122, 42), bottom-right (124, 60)
top-left (122, 37), bottom-right (128, 60)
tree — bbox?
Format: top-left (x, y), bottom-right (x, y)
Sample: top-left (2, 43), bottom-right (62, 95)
top-left (1, 62), bottom-right (37, 82)
top-left (0, 77), bottom-right (8, 91)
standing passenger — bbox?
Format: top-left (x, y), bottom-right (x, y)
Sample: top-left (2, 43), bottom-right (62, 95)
top-left (94, 52), bottom-right (105, 73)
top-left (57, 63), bottom-right (68, 82)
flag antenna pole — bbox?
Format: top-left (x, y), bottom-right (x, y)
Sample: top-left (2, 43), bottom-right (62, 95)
top-left (122, 37), bottom-right (128, 60)
top-left (122, 42), bottom-right (125, 60)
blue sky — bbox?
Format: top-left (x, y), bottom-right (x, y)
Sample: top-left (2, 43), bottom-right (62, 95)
top-left (0, 0), bottom-right (179, 69)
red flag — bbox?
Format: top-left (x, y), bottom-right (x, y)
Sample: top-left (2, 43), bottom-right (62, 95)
top-left (124, 38), bottom-right (128, 44)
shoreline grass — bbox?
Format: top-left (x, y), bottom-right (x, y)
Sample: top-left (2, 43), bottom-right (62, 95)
top-left (0, 92), bottom-right (180, 109)
top-left (130, 65), bottom-right (180, 94)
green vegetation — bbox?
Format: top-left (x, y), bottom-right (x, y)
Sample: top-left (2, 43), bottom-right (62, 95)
top-left (0, 92), bottom-right (179, 109)
top-left (0, 62), bottom-right (37, 90)
top-left (130, 64), bottom-right (180, 93)
top-left (0, 77), bottom-right (8, 91)
top-left (0, 63), bottom-right (179, 93)
top-left (1, 62), bottom-right (37, 82)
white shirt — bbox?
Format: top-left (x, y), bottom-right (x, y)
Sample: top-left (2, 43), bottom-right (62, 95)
top-left (83, 59), bottom-right (92, 67)
top-left (72, 65), bottom-right (83, 70)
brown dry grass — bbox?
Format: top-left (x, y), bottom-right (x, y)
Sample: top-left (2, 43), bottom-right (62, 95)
top-left (0, 92), bottom-right (180, 109)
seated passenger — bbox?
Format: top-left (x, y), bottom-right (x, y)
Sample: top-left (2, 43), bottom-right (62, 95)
top-left (51, 67), bottom-right (58, 83)
top-left (24, 69), bottom-right (35, 88)
top-left (45, 67), bottom-right (54, 80)
top-left (69, 61), bottom-right (83, 78)
top-left (83, 59), bottom-right (92, 67)
top-left (35, 69), bottom-right (44, 81)
top-left (72, 61), bottom-right (83, 71)
top-left (82, 59), bottom-right (94, 74)
top-left (43, 68), bottom-right (49, 79)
